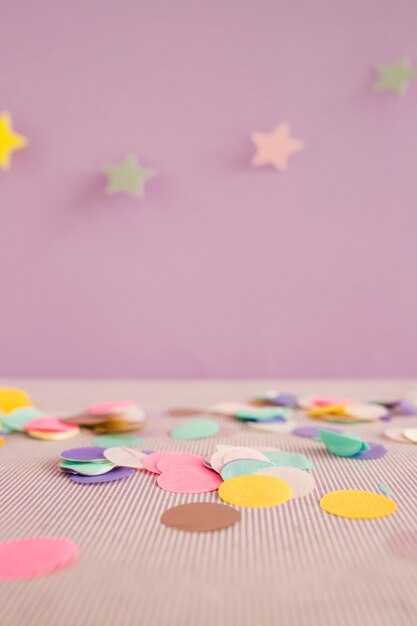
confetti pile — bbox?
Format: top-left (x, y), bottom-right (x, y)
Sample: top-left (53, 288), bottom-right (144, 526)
top-left (62, 401), bottom-right (145, 434)
top-left (60, 446), bottom-right (138, 484)
top-left (0, 385), bottom-right (416, 581)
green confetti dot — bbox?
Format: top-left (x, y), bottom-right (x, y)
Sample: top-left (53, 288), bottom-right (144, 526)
top-left (93, 434), bottom-right (144, 448)
top-left (170, 419), bottom-right (219, 440)
top-left (61, 459), bottom-right (115, 476)
top-left (264, 450), bottom-right (314, 471)
top-left (319, 429), bottom-right (366, 457)
top-left (2, 407), bottom-right (45, 432)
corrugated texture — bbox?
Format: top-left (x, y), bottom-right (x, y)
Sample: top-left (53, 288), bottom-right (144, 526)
top-left (0, 394), bottom-right (416, 625)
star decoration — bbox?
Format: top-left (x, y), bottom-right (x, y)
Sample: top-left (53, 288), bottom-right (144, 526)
top-left (374, 56), bottom-right (417, 96)
top-left (104, 155), bottom-right (155, 198)
top-left (251, 122), bottom-right (304, 171)
top-left (0, 112), bottom-right (28, 171)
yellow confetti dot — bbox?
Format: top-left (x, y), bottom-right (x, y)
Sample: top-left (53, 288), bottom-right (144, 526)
top-left (307, 404), bottom-right (347, 417)
top-left (403, 428), bottom-right (417, 443)
top-left (320, 490), bottom-right (397, 519)
top-left (218, 474), bottom-right (291, 508)
top-left (0, 388), bottom-right (32, 414)
top-left (0, 438), bottom-right (4, 447)
top-left (27, 428), bottom-right (80, 441)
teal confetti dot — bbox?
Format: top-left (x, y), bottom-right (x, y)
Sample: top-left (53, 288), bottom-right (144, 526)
top-left (170, 419), bottom-right (219, 440)
top-left (93, 434), bottom-right (144, 448)
top-left (264, 450), bottom-right (314, 471)
top-left (319, 429), bottom-right (366, 457)
top-left (221, 459), bottom-right (273, 480)
top-left (2, 407), bottom-right (46, 432)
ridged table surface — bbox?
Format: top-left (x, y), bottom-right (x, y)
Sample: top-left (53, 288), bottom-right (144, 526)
top-left (0, 379), bottom-right (416, 626)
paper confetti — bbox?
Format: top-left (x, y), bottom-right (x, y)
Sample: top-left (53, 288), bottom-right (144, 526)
top-left (157, 465), bottom-right (222, 494)
top-left (63, 401), bottom-right (145, 434)
top-left (170, 419), bottom-right (220, 440)
top-left (384, 425), bottom-right (417, 444)
top-left (103, 447), bottom-right (147, 469)
top-left (319, 430), bottom-right (368, 457)
top-left (254, 466), bottom-right (315, 498)
top-left (0, 114), bottom-right (28, 171)
top-left (374, 56), bottom-right (417, 96)
top-left (320, 490), bottom-right (397, 519)
top-left (0, 537), bottom-right (78, 579)
top-left (219, 474), bottom-right (291, 508)
top-left (251, 122), bottom-right (304, 171)
top-left (71, 466), bottom-right (134, 484)
top-left (0, 387), bottom-right (32, 413)
top-left (160, 502), bottom-right (241, 532)
top-left (104, 154), bottom-right (155, 198)
top-left (378, 482), bottom-right (393, 497)
top-left (93, 433), bottom-right (144, 448)
top-left (1, 407), bottom-right (46, 432)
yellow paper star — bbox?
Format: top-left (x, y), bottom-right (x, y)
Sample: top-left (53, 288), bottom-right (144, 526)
top-left (251, 122), bottom-right (304, 171)
top-left (0, 112), bottom-right (28, 171)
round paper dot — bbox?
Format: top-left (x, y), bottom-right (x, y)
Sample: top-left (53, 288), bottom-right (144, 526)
top-left (264, 450), bottom-right (314, 471)
top-left (2, 407), bottom-right (45, 432)
top-left (103, 447), bottom-right (147, 468)
top-left (221, 459), bottom-right (273, 480)
top-left (218, 474), bottom-right (292, 508)
top-left (344, 403), bottom-right (388, 421)
top-left (0, 537), bottom-right (79, 579)
top-left (61, 447), bottom-right (106, 462)
top-left (87, 401), bottom-right (136, 415)
top-left (292, 426), bottom-right (342, 439)
top-left (24, 416), bottom-right (79, 434)
top-left (351, 442), bottom-right (387, 460)
top-left (0, 388), bottom-right (32, 414)
top-left (235, 407), bottom-right (290, 421)
top-left (170, 419), bottom-right (219, 440)
top-left (222, 448), bottom-right (269, 465)
top-left (403, 428), bottom-right (417, 443)
top-left (142, 451), bottom-right (200, 474)
top-left (254, 466), bottom-right (315, 498)
top-left (93, 434), bottom-right (144, 448)
top-left (61, 460), bottom-right (115, 476)
top-left (156, 453), bottom-right (204, 472)
top-left (320, 490), bottom-right (397, 519)
top-left (383, 427), bottom-right (411, 443)
top-left (160, 502), bottom-right (241, 532)
top-left (319, 430), bottom-right (366, 457)
top-left (70, 466), bottom-right (134, 484)
top-left (247, 420), bottom-right (295, 434)
top-left (28, 428), bottom-right (80, 441)
top-left (157, 465), bottom-right (222, 494)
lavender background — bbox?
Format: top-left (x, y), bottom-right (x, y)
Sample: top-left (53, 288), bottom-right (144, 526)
top-left (1, 0), bottom-right (416, 377)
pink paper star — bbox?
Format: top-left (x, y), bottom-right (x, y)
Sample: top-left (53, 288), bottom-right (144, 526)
top-left (251, 122), bottom-right (304, 171)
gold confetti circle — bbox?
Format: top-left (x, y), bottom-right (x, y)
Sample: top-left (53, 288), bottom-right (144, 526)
top-left (320, 489), bottom-right (397, 519)
top-left (218, 474), bottom-right (291, 508)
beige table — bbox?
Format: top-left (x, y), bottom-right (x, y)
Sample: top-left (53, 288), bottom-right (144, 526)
top-left (0, 379), bottom-right (416, 626)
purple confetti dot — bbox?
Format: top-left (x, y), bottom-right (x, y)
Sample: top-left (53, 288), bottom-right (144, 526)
top-left (292, 426), bottom-right (342, 439)
top-left (61, 447), bottom-right (107, 461)
top-left (70, 466), bottom-right (135, 484)
top-left (351, 442), bottom-right (388, 460)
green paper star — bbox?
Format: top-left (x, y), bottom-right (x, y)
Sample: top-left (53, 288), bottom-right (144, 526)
top-left (374, 56), bottom-right (417, 96)
top-left (104, 154), bottom-right (155, 198)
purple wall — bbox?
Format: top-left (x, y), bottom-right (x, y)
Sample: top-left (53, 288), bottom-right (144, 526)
top-left (1, 1), bottom-right (416, 377)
